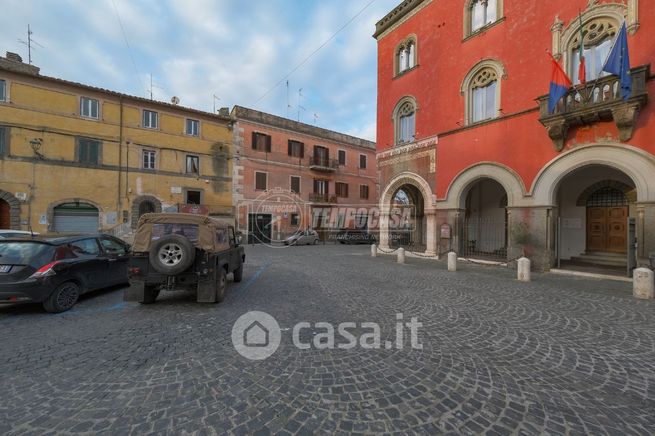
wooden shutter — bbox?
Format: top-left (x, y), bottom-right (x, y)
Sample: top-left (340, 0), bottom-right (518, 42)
top-left (300, 143), bottom-right (305, 158)
top-left (360, 154), bottom-right (367, 169)
top-left (252, 132), bottom-right (257, 150)
top-left (288, 140), bottom-right (292, 156)
top-left (266, 135), bottom-right (272, 152)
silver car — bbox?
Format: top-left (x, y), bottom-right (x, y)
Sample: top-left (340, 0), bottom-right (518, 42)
top-left (0, 230), bottom-right (38, 239)
top-left (284, 229), bottom-right (320, 246)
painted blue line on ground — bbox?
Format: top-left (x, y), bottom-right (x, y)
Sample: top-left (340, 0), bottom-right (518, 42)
top-left (236, 263), bottom-right (271, 293)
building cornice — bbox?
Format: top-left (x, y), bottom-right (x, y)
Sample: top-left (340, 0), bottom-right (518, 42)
top-left (373, 0), bottom-right (431, 40)
top-left (231, 105), bottom-right (376, 150)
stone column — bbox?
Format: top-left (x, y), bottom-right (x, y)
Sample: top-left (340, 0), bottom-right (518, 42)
top-left (636, 203), bottom-right (655, 267)
top-left (507, 206), bottom-right (555, 271)
top-left (425, 208), bottom-right (437, 257)
top-left (379, 204), bottom-right (391, 250)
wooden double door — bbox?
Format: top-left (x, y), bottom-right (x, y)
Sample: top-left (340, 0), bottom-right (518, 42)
top-left (586, 206), bottom-right (628, 253)
top-left (0, 199), bottom-right (10, 229)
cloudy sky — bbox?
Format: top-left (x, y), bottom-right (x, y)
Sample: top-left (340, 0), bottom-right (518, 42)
top-left (1, 0), bottom-right (401, 141)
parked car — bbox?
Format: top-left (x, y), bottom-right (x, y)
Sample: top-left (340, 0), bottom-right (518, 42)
top-left (0, 230), bottom-right (38, 239)
top-left (335, 229), bottom-right (377, 245)
top-left (125, 213), bottom-right (245, 304)
top-left (284, 229), bottom-right (320, 245)
top-left (0, 234), bottom-right (130, 313)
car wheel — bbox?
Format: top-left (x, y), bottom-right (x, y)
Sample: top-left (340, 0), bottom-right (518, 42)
top-left (233, 264), bottom-right (243, 283)
top-left (138, 286), bottom-right (160, 304)
top-left (216, 268), bottom-right (227, 303)
top-left (149, 234), bottom-right (196, 275)
top-left (43, 281), bottom-right (80, 313)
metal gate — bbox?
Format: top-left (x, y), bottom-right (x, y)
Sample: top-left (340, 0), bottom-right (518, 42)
top-left (52, 203), bottom-right (99, 233)
top-left (460, 217), bottom-right (508, 261)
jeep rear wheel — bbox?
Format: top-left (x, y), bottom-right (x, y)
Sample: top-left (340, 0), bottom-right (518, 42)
top-left (233, 264), bottom-right (243, 283)
top-left (138, 286), bottom-right (160, 304)
top-left (149, 234), bottom-right (196, 275)
top-left (216, 268), bottom-right (227, 302)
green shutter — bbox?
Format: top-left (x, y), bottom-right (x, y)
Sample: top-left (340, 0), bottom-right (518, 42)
top-left (0, 127), bottom-right (6, 155)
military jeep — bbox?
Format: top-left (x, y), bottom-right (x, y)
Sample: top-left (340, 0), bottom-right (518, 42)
top-left (124, 213), bottom-right (245, 304)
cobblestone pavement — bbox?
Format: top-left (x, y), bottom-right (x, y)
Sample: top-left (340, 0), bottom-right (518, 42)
top-left (1, 244), bottom-right (654, 435)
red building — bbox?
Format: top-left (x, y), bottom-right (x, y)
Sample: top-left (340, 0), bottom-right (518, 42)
top-left (231, 106), bottom-right (377, 243)
top-left (374, 0), bottom-right (653, 273)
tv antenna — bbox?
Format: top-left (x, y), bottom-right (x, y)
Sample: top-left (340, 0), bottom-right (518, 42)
top-left (213, 94), bottom-right (220, 113)
top-left (313, 113), bottom-right (319, 125)
top-left (286, 80), bottom-right (292, 119)
top-left (147, 73), bottom-right (163, 100)
top-left (297, 88), bottom-right (304, 122)
top-left (18, 25), bottom-right (44, 65)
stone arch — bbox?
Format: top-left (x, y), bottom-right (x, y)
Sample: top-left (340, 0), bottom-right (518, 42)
top-left (576, 180), bottom-right (637, 206)
top-left (380, 172), bottom-right (434, 210)
top-left (531, 143), bottom-right (655, 206)
top-left (0, 190), bottom-right (21, 230)
top-left (394, 34), bottom-right (418, 76)
top-left (460, 59), bottom-right (506, 124)
top-left (47, 198), bottom-right (102, 232)
top-left (131, 195), bottom-right (162, 228)
top-left (440, 162), bottom-right (527, 209)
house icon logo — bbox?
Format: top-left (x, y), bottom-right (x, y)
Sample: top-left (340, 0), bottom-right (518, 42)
top-left (243, 321), bottom-right (269, 347)
top-left (232, 311), bottom-right (281, 360)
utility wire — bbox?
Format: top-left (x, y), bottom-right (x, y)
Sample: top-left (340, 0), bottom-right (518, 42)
top-left (111, 0), bottom-right (146, 97)
top-left (253, 0), bottom-right (378, 105)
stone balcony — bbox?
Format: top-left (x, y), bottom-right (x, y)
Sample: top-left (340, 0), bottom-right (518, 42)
top-left (537, 64), bottom-right (649, 151)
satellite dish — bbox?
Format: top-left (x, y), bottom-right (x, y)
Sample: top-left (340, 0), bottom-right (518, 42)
top-left (171, 96), bottom-right (180, 105)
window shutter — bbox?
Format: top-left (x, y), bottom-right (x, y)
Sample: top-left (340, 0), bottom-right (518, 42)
top-left (300, 143), bottom-right (305, 158)
top-left (313, 180), bottom-right (318, 193)
top-left (266, 135), bottom-right (272, 153)
top-left (252, 132), bottom-right (257, 150)
top-left (288, 141), bottom-right (292, 156)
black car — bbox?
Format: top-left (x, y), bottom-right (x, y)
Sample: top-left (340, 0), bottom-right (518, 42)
top-left (0, 234), bottom-right (130, 313)
top-left (335, 229), bottom-right (378, 245)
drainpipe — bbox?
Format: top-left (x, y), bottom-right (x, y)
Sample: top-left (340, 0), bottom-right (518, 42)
top-left (118, 96), bottom-right (123, 217)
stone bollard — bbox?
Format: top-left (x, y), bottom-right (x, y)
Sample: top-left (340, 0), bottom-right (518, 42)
top-left (371, 243), bottom-right (377, 258)
top-left (397, 248), bottom-right (405, 264)
top-left (633, 267), bottom-right (654, 299)
top-left (517, 257), bottom-right (531, 282)
top-left (448, 252), bottom-right (457, 272)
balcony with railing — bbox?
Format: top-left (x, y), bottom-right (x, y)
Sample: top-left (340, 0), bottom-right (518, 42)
top-left (537, 64), bottom-right (649, 151)
top-left (309, 156), bottom-right (339, 172)
top-left (309, 193), bottom-right (337, 204)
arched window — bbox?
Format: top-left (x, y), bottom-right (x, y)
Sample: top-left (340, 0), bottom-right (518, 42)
top-left (465, 0), bottom-right (502, 36)
top-left (393, 97), bottom-right (417, 145)
top-left (462, 60), bottom-right (504, 125)
top-left (395, 37), bottom-right (417, 76)
top-left (570, 18), bottom-right (618, 85)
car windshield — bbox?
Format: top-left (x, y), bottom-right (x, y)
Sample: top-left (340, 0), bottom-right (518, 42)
top-left (151, 223), bottom-right (199, 242)
top-left (0, 242), bottom-right (54, 267)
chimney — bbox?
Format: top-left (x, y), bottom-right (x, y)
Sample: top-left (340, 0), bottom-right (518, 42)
top-left (6, 52), bottom-right (22, 63)
top-left (218, 107), bottom-right (230, 117)
top-left (1, 51), bottom-right (40, 75)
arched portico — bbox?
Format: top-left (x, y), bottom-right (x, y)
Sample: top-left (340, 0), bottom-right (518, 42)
top-left (533, 143), bottom-right (655, 269)
top-left (379, 172), bottom-right (436, 255)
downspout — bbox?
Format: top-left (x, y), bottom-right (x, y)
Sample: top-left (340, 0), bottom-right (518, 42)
top-left (118, 96), bottom-right (123, 218)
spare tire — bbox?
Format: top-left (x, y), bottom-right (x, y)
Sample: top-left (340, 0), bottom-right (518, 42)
top-left (149, 234), bottom-right (196, 275)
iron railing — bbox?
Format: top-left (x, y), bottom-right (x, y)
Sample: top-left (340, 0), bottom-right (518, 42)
top-left (460, 217), bottom-right (508, 262)
top-left (309, 193), bottom-right (337, 203)
top-left (309, 157), bottom-right (339, 171)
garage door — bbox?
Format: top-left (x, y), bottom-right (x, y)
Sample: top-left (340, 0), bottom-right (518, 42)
top-left (53, 203), bottom-right (99, 233)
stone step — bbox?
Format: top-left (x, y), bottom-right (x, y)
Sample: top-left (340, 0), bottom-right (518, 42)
top-left (571, 253), bottom-right (627, 267)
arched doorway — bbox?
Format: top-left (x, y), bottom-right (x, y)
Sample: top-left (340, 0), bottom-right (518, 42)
top-left (52, 202), bottom-right (100, 233)
top-left (461, 178), bottom-right (509, 261)
top-left (390, 184), bottom-right (425, 249)
top-left (556, 165), bottom-right (636, 271)
top-left (131, 195), bottom-right (162, 228)
top-left (0, 199), bottom-right (10, 229)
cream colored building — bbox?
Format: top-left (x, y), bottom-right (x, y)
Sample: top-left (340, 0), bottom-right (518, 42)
top-left (0, 52), bottom-right (233, 236)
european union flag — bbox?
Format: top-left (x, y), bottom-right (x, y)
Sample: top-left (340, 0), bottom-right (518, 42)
top-left (602, 22), bottom-right (632, 100)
